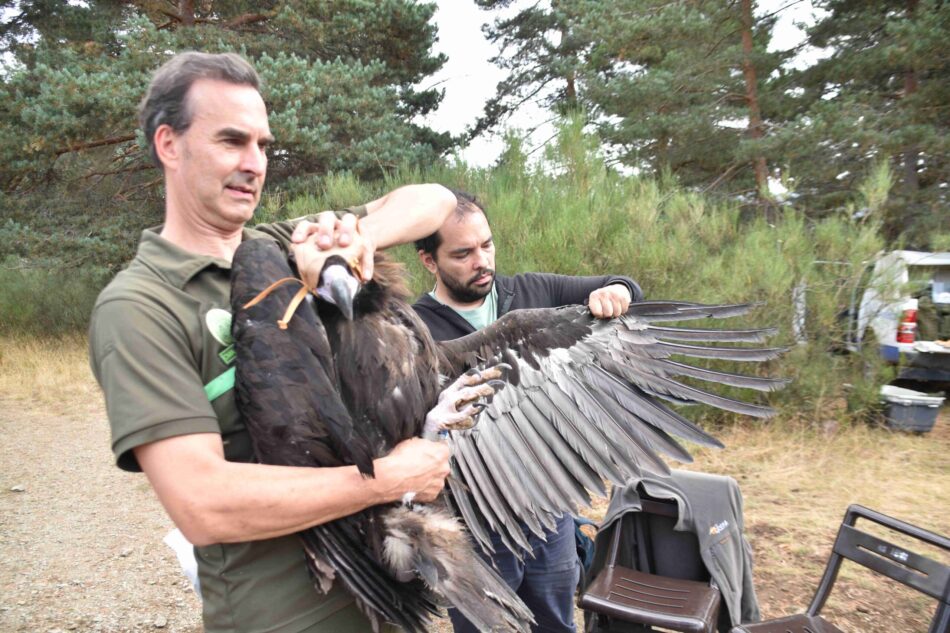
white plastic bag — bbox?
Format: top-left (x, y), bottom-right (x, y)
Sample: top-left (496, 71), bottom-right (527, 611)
top-left (163, 528), bottom-right (201, 599)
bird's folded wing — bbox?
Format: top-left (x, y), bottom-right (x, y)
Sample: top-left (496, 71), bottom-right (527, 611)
top-left (231, 238), bottom-right (377, 474)
top-left (438, 301), bottom-right (787, 556)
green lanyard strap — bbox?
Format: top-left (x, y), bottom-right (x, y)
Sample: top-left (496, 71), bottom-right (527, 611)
top-left (204, 366), bottom-right (236, 402)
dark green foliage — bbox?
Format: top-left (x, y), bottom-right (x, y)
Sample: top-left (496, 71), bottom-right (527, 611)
top-left (762, 0), bottom-right (949, 247)
top-left (473, 0), bottom-right (787, 196)
top-left (474, 0), bottom-right (948, 247)
top-left (0, 121), bottom-right (896, 424)
top-left (0, 262), bottom-right (111, 335)
top-left (470, 0), bottom-right (583, 138)
top-left (0, 1), bottom-right (452, 192)
top-left (0, 0), bottom-right (454, 321)
top-left (572, 0), bottom-right (786, 191)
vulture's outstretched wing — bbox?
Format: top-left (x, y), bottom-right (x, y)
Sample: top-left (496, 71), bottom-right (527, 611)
top-left (437, 301), bottom-right (787, 556)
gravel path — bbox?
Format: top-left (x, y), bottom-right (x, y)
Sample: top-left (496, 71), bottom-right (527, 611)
top-left (0, 398), bottom-right (202, 632)
top-left (3, 392), bottom-right (944, 632)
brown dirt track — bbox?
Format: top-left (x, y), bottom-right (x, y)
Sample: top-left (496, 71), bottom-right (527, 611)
top-left (1, 360), bottom-right (947, 632)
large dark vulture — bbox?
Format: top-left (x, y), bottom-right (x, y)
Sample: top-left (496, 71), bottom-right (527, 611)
top-left (229, 238), bottom-right (787, 632)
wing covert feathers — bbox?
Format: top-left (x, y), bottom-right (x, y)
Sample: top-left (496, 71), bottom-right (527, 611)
top-left (440, 301), bottom-right (786, 554)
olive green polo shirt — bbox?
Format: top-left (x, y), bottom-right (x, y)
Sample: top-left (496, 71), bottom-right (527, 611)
top-left (89, 216), bottom-right (372, 632)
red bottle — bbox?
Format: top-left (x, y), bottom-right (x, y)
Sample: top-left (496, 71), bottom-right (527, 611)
top-left (896, 306), bottom-right (917, 344)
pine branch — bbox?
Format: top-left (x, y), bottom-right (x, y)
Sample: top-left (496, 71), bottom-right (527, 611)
top-left (116, 176), bottom-right (164, 201)
top-left (83, 163), bottom-right (155, 178)
top-left (225, 13), bottom-right (272, 29)
top-left (55, 134), bottom-right (137, 157)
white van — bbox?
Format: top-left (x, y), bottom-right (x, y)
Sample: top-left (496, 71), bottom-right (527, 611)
top-left (846, 250), bottom-right (950, 389)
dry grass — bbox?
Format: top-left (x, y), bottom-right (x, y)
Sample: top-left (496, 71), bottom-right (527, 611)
top-left (0, 334), bottom-right (99, 414)
top-left (725, 416), bottom-right (950, 631)
top-left (3, 336), bottom-right (948, 632)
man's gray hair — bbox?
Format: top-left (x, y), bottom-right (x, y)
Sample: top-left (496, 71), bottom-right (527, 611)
top-left (138, 52), bottom-right (261, 166)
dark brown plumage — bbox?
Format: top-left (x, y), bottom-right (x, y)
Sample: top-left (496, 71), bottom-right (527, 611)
top-left (230, 238), bottom-right (786, 632)
top-left (231, 239), bottom-right (532, 632)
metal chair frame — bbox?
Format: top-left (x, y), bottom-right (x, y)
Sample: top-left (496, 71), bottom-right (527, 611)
top-left (731, 504), bottom-right (950, 633)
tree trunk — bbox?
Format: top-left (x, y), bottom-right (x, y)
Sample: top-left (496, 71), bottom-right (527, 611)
top-left (655, 134), bottom-right (669, 180)
top-left (740, 0), bottom-right (770, 205)
top-left (565, 68), bottom-right (577, 109)
top-left (902, 0), bottom-right (920, 194)
top-left (555, 1), bottom-right (578, 112)
top-left (180, 0), bottom-right (195, 26)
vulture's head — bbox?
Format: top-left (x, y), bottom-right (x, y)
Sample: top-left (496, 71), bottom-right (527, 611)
top-left (315, 254), bottom-right (362, 321)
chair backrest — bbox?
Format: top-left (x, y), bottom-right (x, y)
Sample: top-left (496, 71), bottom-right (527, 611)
top-left (807, 504), bottom-right (950, 633)
top-left (604, 490), bottom-right (679, 569)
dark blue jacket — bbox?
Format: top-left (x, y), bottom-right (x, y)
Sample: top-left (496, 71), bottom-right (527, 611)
top-left (411, 272), bottom-right (643, 342)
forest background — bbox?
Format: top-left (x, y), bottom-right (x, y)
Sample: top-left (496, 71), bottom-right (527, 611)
top-left (0, 0), bottom-right (947, 418)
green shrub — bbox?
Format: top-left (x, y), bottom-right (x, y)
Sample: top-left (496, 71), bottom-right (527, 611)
top-left (0, 262), bottom-right (110, 335)
top-left (0, 114), bottom-right (898, 425)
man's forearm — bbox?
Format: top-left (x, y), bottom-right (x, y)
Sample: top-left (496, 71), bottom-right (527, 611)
top-left (135, 433), bottom-right (445, 546)
top-left (362, 184), bottom-right (457, 249)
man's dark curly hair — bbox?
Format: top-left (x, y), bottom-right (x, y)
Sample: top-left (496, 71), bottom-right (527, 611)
top-left (414, 189), bottom-right (488, 256)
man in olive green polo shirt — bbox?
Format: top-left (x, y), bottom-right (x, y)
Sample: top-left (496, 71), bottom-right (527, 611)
top-left (89, 52), bottom-right (459, 632)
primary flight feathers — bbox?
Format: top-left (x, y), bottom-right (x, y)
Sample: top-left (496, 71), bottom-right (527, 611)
top-left (230, 239), bottom-right (786, 632)
top-left (438, 301), bottom-right (787, 556)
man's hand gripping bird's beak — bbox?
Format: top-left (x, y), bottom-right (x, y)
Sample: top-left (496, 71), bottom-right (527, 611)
top-left (243, 219), bottom-right (367, 326)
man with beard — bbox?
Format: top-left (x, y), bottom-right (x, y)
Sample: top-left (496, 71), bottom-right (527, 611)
top-left (411, 190), bottom-right (643, 633)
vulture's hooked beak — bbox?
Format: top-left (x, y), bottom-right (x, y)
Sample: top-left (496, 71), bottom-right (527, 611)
top-left (316, 256), bottom-right (362, 321)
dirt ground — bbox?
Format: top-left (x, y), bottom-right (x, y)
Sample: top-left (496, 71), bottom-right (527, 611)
top-left (1, 392), bottom-right (947, 632)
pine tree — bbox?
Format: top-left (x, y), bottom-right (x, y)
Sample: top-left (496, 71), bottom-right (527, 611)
top-left (0, 0), bottom-right (452, 193)
top-left (473, 0), bottom-right (786, 204)
top-left (572, 0), bottom-right (786, 199)
top-left (771, 0), bottom-right (948, 245)
top-left (471, 0), bottom-right (584, 139)
top-left (0, 0), bottom-right (453, 272)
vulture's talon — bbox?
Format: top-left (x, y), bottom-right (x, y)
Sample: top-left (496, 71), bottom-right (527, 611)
top-left (443, 417), bottom-right (477, 431)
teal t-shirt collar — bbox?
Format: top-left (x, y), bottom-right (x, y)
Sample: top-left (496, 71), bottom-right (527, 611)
top-left (429, 285), bottom-right (498, 331)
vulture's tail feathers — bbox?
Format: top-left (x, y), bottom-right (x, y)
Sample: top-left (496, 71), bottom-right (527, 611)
top-left (383, 505), bottom-right (534, 633)
top-left (299, 521), bottom-right (439, 633)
